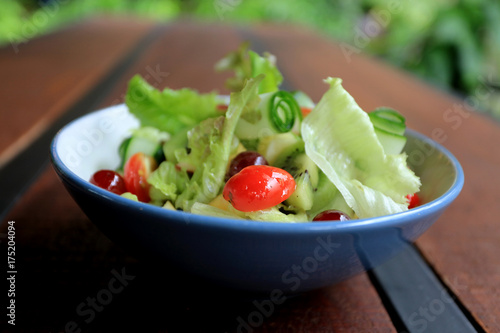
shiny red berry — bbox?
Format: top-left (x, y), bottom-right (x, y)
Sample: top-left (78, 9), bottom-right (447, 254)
top-left (225, 151), bottom-right (268, 182)
top-left (313, 210), bottom-right (351, 222)
top-left (90, 170), bottom-right (127, 195)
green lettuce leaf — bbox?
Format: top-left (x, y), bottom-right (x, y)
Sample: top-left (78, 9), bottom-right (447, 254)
top-left (191, 202), bottom-right (245, 220)
top-left (243, 206), bottom-right (308, 223)
top-left (174, 117), bottom-right (240, 173)
top-left (191, 203), bottom-right (308, 223)
top-left (125, 75), bottom-right (223, 135)
top-left (215, 42), bottom-right (283, 94)
top-left (302, 77), bottom-right (421, 219)
top-left (147, 161), bottom-right (189, 203)
top-left (174, 75), bottom-right (264, 211)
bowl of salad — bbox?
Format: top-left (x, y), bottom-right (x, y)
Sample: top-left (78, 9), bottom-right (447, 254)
top-left (50, 45), bottom-right (464, 294)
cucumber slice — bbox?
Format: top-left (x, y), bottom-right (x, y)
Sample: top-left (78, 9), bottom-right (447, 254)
top-left (309, 171), bottom-right (354, 220)
top-left (369, 113), bottom-right (406, 135)
top-left (274, 151), bottom-right (319, 188)
top-left (119, 127), bottom-right (169, 169)
top-left (374, 127), bottom-right (407, 155)
top-left (285, 170), bottom-right (314, 211)
top-left (293, 153), bottom-right (319, 188)
top-left (291, 90), bottom-right (315, 108)
top-left (257, 132), bottom-right (301, 165)
top-left (370, 107), bottom-right (405, 124)
top-left (118, 137), bottom-right (132, 170)
top-left (125, 136), bottom-right (161, 162)
top-left (235, 91), bottom-right (302, 140)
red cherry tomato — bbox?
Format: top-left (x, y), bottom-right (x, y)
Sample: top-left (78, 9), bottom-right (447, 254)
top-left (124, 152), bottom-right (157, 202)
top-left (406, 193), bottom-right (420, 209)
top-left (301, 107), bottom-right (312, 117)
top-left (90, 170), bottom-right (127, 195)
top-left (223, 165), bottom-right (296, 212)
top-left (216, 104), bottom-right (228, 112)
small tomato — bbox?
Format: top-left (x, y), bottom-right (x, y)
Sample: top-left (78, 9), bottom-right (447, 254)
top-left (124, 152), bottom-right (157, 202)
top-left (406, 193), bottom-right (420, 209)
top-left (223, 165), bottom-right (296, 212)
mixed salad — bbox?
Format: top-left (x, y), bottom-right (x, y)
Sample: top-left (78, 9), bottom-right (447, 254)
top-left (90, 44), bottom-right (421, 222)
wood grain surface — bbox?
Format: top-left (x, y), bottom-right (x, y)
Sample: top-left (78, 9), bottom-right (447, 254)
top-left (0, 17), bottom-right (153, 168)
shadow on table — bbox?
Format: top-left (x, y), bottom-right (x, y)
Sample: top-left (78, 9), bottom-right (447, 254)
top-left (10, 249), bottom-right (321, 333)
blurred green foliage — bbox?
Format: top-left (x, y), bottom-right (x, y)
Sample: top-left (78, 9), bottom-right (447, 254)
top-left (1, 0), bottom-right (499, 118)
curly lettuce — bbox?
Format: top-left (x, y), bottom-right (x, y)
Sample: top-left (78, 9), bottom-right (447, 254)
top-left (302, 77), bottom-right (421, 219)
top-left (125, 75), bottom-right (223, 135)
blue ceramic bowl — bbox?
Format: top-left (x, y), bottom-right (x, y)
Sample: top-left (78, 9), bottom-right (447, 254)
top-left (50, 104), bottom-right (464, 294)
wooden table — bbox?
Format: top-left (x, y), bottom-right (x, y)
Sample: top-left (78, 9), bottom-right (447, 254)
top-left (1, 17), bottom-right (499, 332)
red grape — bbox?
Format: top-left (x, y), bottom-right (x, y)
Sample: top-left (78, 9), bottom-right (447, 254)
top-left (225, 151), bottom-right (268, 181)
top-left (90, 170), bottom-right (127, 195)
top-left (313, 210), bottom-right (350, 222)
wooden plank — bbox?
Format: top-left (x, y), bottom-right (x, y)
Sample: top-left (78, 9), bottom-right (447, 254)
top-left (372, 245), bottom-right (477, 333)
top-left (1, 20), bottom-right (397, 332)
top-left (247, 23), bottom-right (500, 331)
top-left (0, 22), bottom-right (165, 221)
top-left (1, 167), bottom-right (139, 330)
top-left (0, 17), bottom-right (154, 168)
top-left (254, 274), bottom-right (397, 333)
top-left (98, 19), bottom-right (246, 108)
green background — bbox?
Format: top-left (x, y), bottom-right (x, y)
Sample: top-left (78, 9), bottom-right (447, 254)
top-left (1, 0), bottom-right (499, 118)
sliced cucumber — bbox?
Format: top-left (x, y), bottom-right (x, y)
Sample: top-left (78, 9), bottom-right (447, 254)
top-left (235, 90), bottom-right (302, 140)
top-left (275, 151), bottom-right (319, 188)
top-left (119, 136), bottom-right (161, 170)
top-left (369, 113), bottom-right (406, 135)
top-left (285, 170), bottom-right (314, 210)
top-left (125, 136), bottom-right (162, 162)
top-left (309, 171), bottom-right (354, 220)
top-left (118, 137), bottom-right (132, 170)
top-left (374, 127), bottom-right (407, 155)
top-left (370, 107), bottom-right (405, 123)
top-left (291, 90), bottom-right (315, 108)
top-left (119, 127), bottom-right (168, 169)
top-left (257, 132), bottom-right (301, 165)
top-left (271, 137), bottom-right (319, 188)
top-left (368, 107), bottom-right (407, 154)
